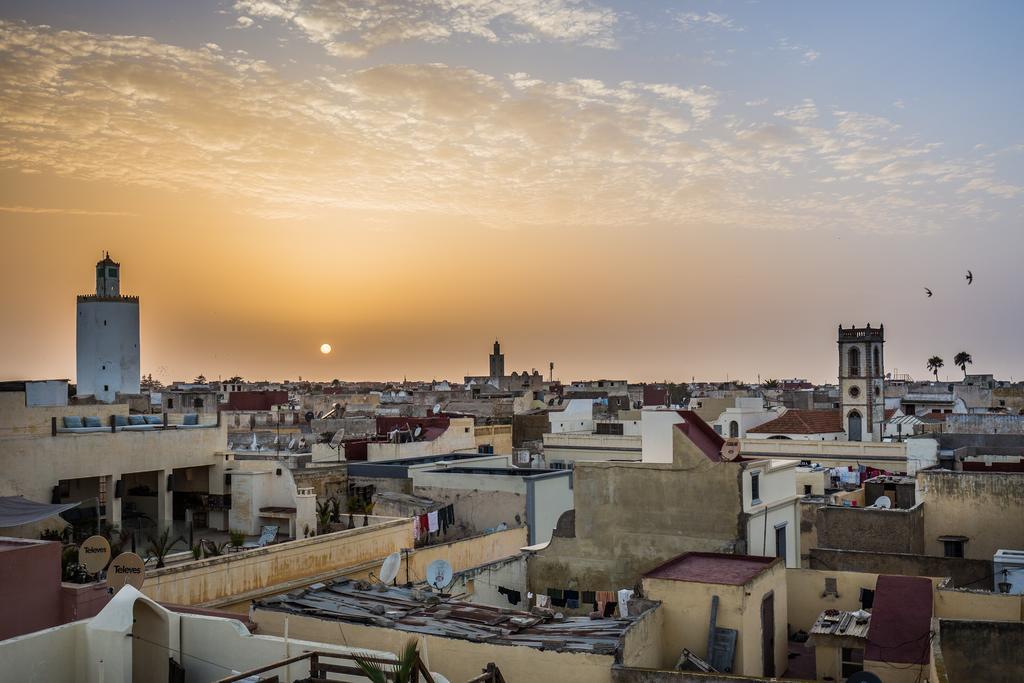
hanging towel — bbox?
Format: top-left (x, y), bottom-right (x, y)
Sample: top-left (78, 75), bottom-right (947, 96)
top-left (412, 515), bottom-right (421, 541)
top-left (617, 589), bottom-right (634, 617)
top-left (536, 595), bottom-right (550, 608)
top-left (419, 514), bottom-right (429, 536)
top-left (428, 510), bottom-right (439, 533)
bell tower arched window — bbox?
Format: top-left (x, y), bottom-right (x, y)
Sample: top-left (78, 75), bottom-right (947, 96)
top-left (872, 346), bottom-right (881, 377)
top-left (848, 347), bottom-right (861, 377)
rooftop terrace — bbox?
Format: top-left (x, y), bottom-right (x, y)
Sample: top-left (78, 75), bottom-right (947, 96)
top-left (643, 552), bottom-right (779, 586)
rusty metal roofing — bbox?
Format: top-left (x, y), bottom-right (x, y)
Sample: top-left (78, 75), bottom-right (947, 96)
top-left (254, 580), bottom-right (646, 655)
top-left (810, 609), bottom-right (871, 640)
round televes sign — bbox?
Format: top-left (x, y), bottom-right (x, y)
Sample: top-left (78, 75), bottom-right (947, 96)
top-left (107, 552), bottom-right (146, 591)
top-left (79, 535), bottom-right (111, 574)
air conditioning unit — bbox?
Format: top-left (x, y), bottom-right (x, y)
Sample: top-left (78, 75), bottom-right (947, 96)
top-left (993, 549), bottom-right (1024, 594)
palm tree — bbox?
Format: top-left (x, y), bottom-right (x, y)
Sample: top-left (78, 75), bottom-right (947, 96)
top-left (354, 639), bottom-right (421, 683)
top-left (762, 379), bottom-right (780, 390)
top-left (145, 527), bottom-right (187, 569)
top-left (953, 351), bottom-right (973, 378)
top-left (926, 356), bottom-right (944, 382)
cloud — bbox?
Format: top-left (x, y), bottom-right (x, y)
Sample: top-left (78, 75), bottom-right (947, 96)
top-left (774, 99), bottom-right (818, 124)
top-left (0, 20), bottom-right (1017, 235)
top-left (236, 16), bottom-right (255, 28)
top-left (0, 205), bottom-right (137, 216)
top-left (674, 11), bottom-right (743, 32)
top-left (777, 37), bottom-right (820, 64)
top-left (232, 0), bottom-right (619, 56)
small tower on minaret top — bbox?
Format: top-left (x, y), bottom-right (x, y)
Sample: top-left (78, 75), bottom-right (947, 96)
top-left (96, 252), bottom-right (120, 297)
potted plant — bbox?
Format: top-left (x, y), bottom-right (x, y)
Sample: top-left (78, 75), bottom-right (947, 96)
top-left (354, 639), bottom-right (422, 683)
top-left (228, 529), bottom-right (246, 549)
top-left (145, 527), bottom-right (187, 569)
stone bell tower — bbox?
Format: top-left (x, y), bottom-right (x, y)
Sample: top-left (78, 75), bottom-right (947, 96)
top-left (838, 324), bottom-right (885, 442)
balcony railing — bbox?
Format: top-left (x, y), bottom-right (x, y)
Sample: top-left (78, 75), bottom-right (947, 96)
top-left (214, 650), bottom-right (436, 683)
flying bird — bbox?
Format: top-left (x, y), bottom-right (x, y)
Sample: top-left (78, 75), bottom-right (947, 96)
top-left (965, 270), bottom-right (973, 285)
top-left (924, 288), bottom-right (933, 298)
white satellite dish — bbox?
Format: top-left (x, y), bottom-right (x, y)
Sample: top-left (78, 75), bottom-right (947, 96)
top-left (379, 552), bottom-right (401, 585)
top-left (873, 495), bottom-right (892, 509)
top-left (413, 426), bottom-right (422, 439)
top-left (432, 403), bottom-right (441, 415)
top-left (426, 559), bottom-right (453, 591)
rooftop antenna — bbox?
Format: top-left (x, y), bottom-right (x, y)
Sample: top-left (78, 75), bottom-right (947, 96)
top-left (378, 552), bottom-right (401, 586)
top-left (426, 559), bottom-right (453, 594)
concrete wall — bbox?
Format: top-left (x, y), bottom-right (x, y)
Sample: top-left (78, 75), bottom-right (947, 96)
top-left (530, 427), bottom-right (744, 593)
top-left (253, 609), bottom-right (620, 683)
top-left (809, 548), bottom-right (992, 587)
top-left (453, 552), bottom-right (529, 608)
top-left (0, 539), bottom-right (62, 640)
top-left (474, 424), bottom-right (512, 454)
top-left (919, 470), bottom-right (1024, 560)
top-left (739, 438), bottom-right (916, 471)
top-left (934, 620), bottom-right (1024, 683)
top-left (413, 484), bottom-right (525, 537)
top-left (815, 503), bottom-right (925, 554)
top-left (529, 472), bottom-right (575, 544)
top-left (0, 618), bottom-right (83, 682)
top-left (366, 417), bottom-right (477, 461)
top-left (934, 584), bottom-right (1024, 621)
top-left (141, 518), bottom-right (412, 605)
top-left (543, 432), bottom-right (643, 463)
top-left (944, 414), bottom-right (1024, 434)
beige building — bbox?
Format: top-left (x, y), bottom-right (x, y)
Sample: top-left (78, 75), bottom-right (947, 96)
top-left (529, 411), bottom-right (799, 598)
top-left (0, 381), bottom-right (228, 540)
top-left (641, 553), bottom-right (788, 678)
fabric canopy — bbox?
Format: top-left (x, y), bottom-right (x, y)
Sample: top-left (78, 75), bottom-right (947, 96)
top-left (0, 496), bottom-right (80, 527)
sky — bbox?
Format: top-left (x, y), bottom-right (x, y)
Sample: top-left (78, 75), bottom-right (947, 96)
top-left (0, 1), bottom-right (1022, 384)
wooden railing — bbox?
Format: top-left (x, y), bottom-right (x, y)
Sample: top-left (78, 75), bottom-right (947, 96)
top-left (214, 650), bottom-right (435, 683)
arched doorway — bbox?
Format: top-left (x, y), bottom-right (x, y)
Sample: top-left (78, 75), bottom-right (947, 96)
top-left (729, 421), bottom-right (739, 438)
top-left (132, 598), bottom-right (170, 682)
top-left (847, 411), bottom-right (863, 442)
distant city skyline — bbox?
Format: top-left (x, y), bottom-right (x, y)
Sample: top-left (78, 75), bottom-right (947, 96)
top-left (1, 2), bottom-right (1022, 383)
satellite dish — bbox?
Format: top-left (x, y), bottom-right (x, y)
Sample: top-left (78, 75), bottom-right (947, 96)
top-left (413, 426), bottom-right (423, 439)
top-left (107, 552), bottom-right (145, 592)
top-left (847, 673), bottom-right (883, 683)
top-left (79, 535), bottom-right (111, 574)
top-left (305, 411), bottom-right (314, 423)
top-left (379, 552), bottom-right (401, 585)
top-left (426, 559), bottom-right (453, 591)
top-left (873, 495), bottom-right (892, 509)
top-left (432, 403), bottom-right (442, 415)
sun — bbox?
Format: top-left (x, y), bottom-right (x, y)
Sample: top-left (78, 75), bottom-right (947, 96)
top-left (320, 343), bottom-right (332, 354)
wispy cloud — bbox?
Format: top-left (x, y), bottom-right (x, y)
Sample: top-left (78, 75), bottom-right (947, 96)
top-left (0, 20), bottom-right (1017, 235)
top-left (232, 0), bottom-right (620, 57)
top-left (674, 11), bottom-right (743, 33)
top-left (0, 205), bottom-right (137, 216)
top-left (777, 37), bottom-right (820, 64)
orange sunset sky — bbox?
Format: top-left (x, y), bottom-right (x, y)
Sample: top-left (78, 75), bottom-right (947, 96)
top-left (0, 3), bottom-right (1022, 384)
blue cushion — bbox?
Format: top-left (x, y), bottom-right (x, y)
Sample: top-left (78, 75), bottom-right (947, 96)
top-left (128, 415), bottom-right (146, 426)
top-left (183, 413), bottom-right (199, 426)
top-left (63, 416), bottom-right (83, 428)
top-left (114, 415), bottom-right (129, 427)
top-left (83, 416), bottom-right (102, 428)
top-left (145, 415), bottom-right (163, 425)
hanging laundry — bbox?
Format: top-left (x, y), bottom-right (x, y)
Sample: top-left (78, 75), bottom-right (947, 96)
top-left (427, 510), bottom-right (439, 533)
top-left (497, 586), bottom-right (521, 605)
top-left (617, 589), bottom-right (634, 617)
top-left (536, 594), bottom-right (550, 608)
top-left (418, 514), bottom-right (429, 537)
top-left (412, 515), bottom-right (421, 541)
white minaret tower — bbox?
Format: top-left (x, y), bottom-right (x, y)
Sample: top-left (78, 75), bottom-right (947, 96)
top-left (76, 253), bottom-right (140, 402)
top-left (838, 323), bottom-right (885, 442)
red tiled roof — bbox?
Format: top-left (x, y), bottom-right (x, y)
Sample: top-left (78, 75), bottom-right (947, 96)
top-left (866, 575), bottom-right (933, 665)
top-left (644, 552), bottom-right (779, 585)
top-left (884, 408), bottom-right (898, 420)
top-left (921, 411), bottom-right (950, 421)
top-left (747, 409), bottom-right (843, 435)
